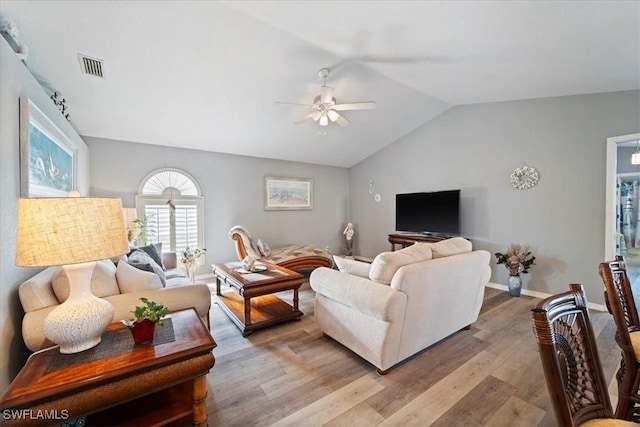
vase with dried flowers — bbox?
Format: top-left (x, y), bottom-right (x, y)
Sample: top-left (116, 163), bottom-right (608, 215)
top-left (180, 247), bottom-right (207, 283)
top-left (495, 243), bottom-right (536, 297)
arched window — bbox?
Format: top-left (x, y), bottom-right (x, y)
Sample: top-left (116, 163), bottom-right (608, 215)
top-left (135, 168), bottom-right (204, 253)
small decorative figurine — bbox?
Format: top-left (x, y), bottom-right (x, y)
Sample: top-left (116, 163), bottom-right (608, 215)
top-left (343, 222), bottom-right (355, 256)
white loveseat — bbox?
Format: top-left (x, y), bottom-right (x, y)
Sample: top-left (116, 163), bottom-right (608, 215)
top-left (19, 250), bottom-right (211, 352)
top-left (310, 237), bottom-right (491, 374)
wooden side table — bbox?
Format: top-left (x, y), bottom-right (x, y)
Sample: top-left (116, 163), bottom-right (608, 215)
top-left (0, 308), bottom-right (216, 427)
top-left (388, 233), bottom-right (447, 251)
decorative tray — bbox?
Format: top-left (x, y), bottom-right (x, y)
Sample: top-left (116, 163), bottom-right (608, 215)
top-left (234, 265), bottom-right (268, 274)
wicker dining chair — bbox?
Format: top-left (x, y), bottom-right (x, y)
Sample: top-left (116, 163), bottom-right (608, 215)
top-left (599, 256), bottom-right (640, 421)
top-left (531, 283), bottom-right (635, 426)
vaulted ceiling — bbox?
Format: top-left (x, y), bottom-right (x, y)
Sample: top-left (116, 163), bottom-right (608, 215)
top-left (1, 1), bottom-right (638, 167)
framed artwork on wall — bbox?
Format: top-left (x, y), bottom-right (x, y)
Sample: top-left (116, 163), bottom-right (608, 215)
top-left (264, 176), bottom-right (313, 210)
top-left (19, 97), bottom-right (76, 197)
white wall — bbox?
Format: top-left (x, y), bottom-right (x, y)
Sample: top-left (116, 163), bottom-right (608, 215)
top-left (0, 38), bottom-right (90, 390)
top-left (350, 90), bottom-right (640, 305)
top-left (85, 137), bottom-right (350, 272)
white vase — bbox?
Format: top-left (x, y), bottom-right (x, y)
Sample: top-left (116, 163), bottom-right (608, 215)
top-left (43, 262), bottom-right (114, 353)
top-left (508, 275), bottom-right (522, 297)
top-left (185, 262), bottom-right (197, 283)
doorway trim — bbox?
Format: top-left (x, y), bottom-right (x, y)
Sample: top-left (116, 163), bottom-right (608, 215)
top-left (605, 133), bottom-right (640, 260)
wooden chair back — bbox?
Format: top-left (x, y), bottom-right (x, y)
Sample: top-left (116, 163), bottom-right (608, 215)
top-left (599, 255), bottom-right (640, 420)
top-left (599, 256), bottom-right (640, 347)
top-left (531, 283), bottom-right (614, 426)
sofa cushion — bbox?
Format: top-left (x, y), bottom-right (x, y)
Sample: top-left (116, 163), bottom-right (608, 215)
top-left (333, 255), bottom-right (371, 278)
top-left (128, 249), bottom-right (166, 286)
top-left (429, 237), bottom-right (472, 258)
top-left (369, 243), bottom-right (433, 285)
top-left (129, 243), bottom-right (164, 269)
top-left (52, 259), bottom-right (120, 303)
top-left (19, 267), bottom-right (64, 312)
top-left (116, 261), bottom-right (163, 293)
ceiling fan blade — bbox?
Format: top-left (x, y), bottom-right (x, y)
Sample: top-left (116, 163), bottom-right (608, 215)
top-left (333, 101), bottom-right (377, 111)
top-left (293, 109), bottom-right (322, 124)
top-left (274, 102), bottom-right (315, 108)
top-left (333, 112), bottom-right (350, 128)
top-left (320, 85), bottom-right (334, 104)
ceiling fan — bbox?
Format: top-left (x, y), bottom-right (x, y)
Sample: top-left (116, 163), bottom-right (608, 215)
top-left (275, 68), bottom-right (376, 127)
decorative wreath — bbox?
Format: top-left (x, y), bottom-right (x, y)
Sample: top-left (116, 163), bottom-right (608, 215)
top-left (510, 165), bottom-right (539, 190)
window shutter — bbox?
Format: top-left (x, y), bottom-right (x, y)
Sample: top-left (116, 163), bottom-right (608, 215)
top-left (137, 168), bottom-right (204, 255)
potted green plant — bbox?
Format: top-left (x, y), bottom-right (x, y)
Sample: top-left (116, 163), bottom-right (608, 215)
top-left (495, 243), bottom-right (536, 297)
top-left (133, 214), bottom-right (155, 246)
top-left (122, 297), bottom-right (169, 345)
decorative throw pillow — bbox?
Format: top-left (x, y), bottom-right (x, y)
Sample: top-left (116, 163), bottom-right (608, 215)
top-left (257, 238), bottom-right (272, 257)
top-left (333, 255), bottom-right (371, 278)
top-left (429, 237), bottom-right (472, 259)
top-left (128, 249), bottom-right (166, 287)
top-left (52, 259), bottom-right (120, 303)
top-left (116, 261), bottom-right (163, 293)
top-left (128, 243), bottom-right (164, 270)
top-left (369, 243), bottom-right (433, 285)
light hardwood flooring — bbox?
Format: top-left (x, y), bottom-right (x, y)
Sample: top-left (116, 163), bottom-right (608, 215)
top-left (203, 280), bottom-right (619, 427)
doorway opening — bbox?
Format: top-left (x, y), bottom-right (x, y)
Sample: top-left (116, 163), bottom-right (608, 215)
top-left (606, 133), bottom-right (640, 308)
top-left (617, 174), bottom-right (640, 267)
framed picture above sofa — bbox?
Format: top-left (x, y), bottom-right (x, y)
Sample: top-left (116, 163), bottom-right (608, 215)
top-left (264, 176), bottom-right (313, 210)
top-left (19, 97), bottom-right (76, 197)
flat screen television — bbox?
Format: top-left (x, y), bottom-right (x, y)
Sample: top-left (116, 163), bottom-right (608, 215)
top-left (395, 190), bottom-right (460, 237)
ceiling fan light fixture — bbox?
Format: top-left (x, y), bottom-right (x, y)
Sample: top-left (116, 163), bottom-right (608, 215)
top-left (633, 141), bottom-right (640, 165)
top-left (275, 67), bottom-right (375, 129)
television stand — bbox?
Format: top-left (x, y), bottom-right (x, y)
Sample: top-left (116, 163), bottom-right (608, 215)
top-left (388, 233), bottom-right (448, 251)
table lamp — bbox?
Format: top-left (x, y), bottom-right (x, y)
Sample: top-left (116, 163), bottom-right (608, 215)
top-left (121, 207), bottom-right (137, 243)
top-left (16, 196), bottom-right (129, 353)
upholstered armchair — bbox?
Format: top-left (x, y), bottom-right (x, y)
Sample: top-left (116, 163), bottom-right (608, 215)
top-left (228, 225), bottom-right (333, 271)
top-left (310, 238), bottom-right (491, 374)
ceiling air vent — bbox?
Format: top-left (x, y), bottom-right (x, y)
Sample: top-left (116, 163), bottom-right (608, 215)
top-left (78, 54), bottom-right (104, 78)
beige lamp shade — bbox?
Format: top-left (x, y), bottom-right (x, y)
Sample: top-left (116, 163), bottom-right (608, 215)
top-left (16, 197), bottom-right (129, 267)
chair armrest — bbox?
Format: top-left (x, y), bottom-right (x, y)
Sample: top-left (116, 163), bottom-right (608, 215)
top-left (162, 251), bottom-right (178, 269)
top-left (310, 267), bottom-right (406, 321)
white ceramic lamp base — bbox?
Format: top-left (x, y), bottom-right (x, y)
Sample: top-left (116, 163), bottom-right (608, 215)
top-left (43, 261), bottom-right (114, 354)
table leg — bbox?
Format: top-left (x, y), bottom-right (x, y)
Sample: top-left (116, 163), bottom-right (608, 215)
top-left (293, 288), bottom-right (299, 312)
top-left (215, 275), bottom-right (221, 296)
top-left (192, 375), bottom-right (208, 427)
top-left (244, 296), bottom-right (251, 327)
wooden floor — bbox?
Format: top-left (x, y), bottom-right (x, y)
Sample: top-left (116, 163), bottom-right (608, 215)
top-left (204, 281), bottom-right (619, 427)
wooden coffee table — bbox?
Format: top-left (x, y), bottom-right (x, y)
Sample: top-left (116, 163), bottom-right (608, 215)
top-left (0, 308), bottom-right (215, 427)
top-left (212, 261), bottom-right (304, 336)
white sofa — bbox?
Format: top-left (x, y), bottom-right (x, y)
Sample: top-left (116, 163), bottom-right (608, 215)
top-left (310, 237), bottom-right (491, 374)
top-left (19, 251), bottom-right (211, 352)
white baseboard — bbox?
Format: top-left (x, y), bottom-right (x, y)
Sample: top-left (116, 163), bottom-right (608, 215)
top-left (485, 282), bottom-right (607, 312)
